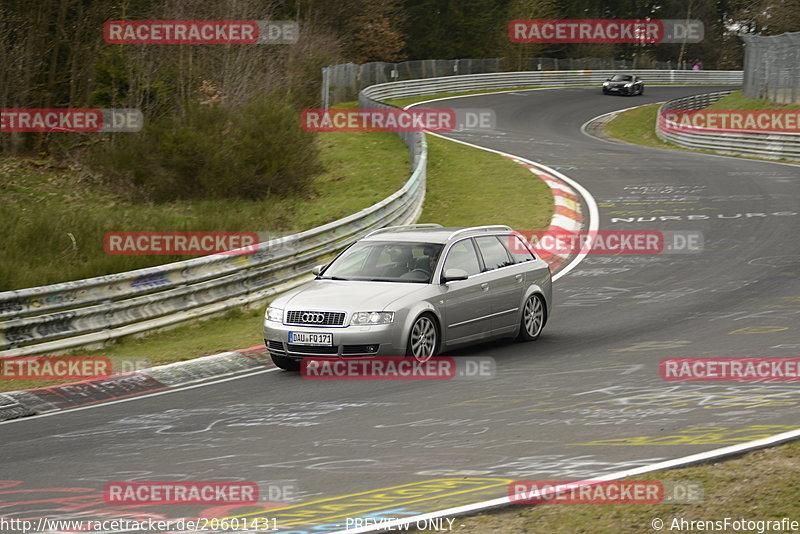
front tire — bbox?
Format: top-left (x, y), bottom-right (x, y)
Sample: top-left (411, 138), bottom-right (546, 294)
top-left (406, 313), bottom-right (439, 362)
top-left (518, 294), bottom-right (546, 341)
top-left (271, 353), bottom-right (300, 371)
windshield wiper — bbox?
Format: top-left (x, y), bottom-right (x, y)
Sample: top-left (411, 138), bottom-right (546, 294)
top-left (319, 276), bottom-right (350, 281)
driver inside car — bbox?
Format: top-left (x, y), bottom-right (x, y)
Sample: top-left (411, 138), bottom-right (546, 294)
top-left (415, 245), bottom-right (441, 276)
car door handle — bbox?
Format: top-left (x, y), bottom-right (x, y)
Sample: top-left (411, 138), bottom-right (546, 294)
top-left (481, 282), bottom-right (489, 291)
top-left (515, 274), bottom-right (523, 281)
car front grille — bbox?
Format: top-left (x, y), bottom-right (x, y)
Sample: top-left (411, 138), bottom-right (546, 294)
top-left (286, 310), bottom-right (346, 326)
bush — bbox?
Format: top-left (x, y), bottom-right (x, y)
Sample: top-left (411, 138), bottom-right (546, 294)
top-left (92, 93), bottom-right (320, 202)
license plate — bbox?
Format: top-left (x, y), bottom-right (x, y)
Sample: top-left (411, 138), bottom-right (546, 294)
top-left (289, 331), bottom-right (333, 346)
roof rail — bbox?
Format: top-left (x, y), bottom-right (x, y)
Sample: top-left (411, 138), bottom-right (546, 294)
top-left (365, 223), bottom-right (443, 238)
top-left (448, 225), bottom-right (512, 239)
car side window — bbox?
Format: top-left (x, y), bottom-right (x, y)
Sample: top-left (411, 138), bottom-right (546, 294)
top-left (504, 234), bottom-right (536, 263)
top-left (475, 236), bottom-right (514, 271)
top-left (442, 239), bottom-right (481, 277)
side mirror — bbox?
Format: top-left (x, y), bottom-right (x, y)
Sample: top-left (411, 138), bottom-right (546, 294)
top-left (442, 268), bottom-right (469, 283)
top-left (311, 264), bottom-right (327, 276)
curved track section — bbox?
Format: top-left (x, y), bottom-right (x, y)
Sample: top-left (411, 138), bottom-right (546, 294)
top-left (1, 86), bottom-right (798, 533)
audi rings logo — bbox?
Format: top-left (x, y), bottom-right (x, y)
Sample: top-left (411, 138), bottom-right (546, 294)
top-left (301, 312), bottom-right (325, 323)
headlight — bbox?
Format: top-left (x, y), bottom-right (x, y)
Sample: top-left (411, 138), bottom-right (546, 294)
top-left (624, 83), bottom-right (633, 87)
top-left (265, 306), bottom-right (283, 323)
top-left (602, 81), bottom-right (609, 86)
top-left (351, 311), bottom-right (394, 325)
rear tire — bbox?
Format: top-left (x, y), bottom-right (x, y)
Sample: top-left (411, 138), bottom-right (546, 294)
top-left (271, 353), bottom-right (300, 371)
top-left (518, 294), bottom-right (546, 341)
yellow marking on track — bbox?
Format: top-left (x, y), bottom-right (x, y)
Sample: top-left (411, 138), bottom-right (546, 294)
top-left (573, 425), bottom-right (799, 446)
top-left (729, 326), bottom-right (789, 334)
top-left (227, 477), bottom-right (512, 526)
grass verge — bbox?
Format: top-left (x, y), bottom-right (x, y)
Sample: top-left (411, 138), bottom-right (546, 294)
top-left (601, 91), bottom-right (800, 162)
top-left (706, 90), bottom-right (800, 110)
top-left (602, 103), bottom-right (676, 150)
top-left (418, 134), bottom-right (552, 229)
top-left (415, 439), bottom-right (800, 533)
top-left (0, 125), bottom-right (409, 290)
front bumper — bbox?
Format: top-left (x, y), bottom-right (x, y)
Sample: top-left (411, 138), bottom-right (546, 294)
top-left (264, 321), bottom-right (403, 359)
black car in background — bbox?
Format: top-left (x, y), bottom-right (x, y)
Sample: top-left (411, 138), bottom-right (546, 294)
top-left (602, 74), bottom-right (644, 95)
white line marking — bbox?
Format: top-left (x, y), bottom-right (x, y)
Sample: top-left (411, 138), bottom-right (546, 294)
top-left (330, 427), bottom-right (800, 533)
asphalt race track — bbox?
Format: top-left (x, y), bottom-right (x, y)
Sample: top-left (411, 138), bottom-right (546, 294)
top-left (1, 86), bottom-right (799, 533)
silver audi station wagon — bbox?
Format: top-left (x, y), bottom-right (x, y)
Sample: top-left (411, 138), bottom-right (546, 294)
top-left (263, 225), bottom-right (552, 370)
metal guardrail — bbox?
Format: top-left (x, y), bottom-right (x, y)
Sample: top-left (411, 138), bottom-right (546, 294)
top-left (0, 68), bottom-right (742, 356)
top-left (655, 91), bottom-right (800, 160)
top-left (360, 69), bottom-right (743, 101)
top-left (324, 58), bottom-right (721, 106)
top-left (0, 102), bottom-right (426, 356)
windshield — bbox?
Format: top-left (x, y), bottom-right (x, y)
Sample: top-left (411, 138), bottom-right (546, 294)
top-left (610, 74), bottom-right (633, 81)
top-left (320, 241), bottom-right (444, 283)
